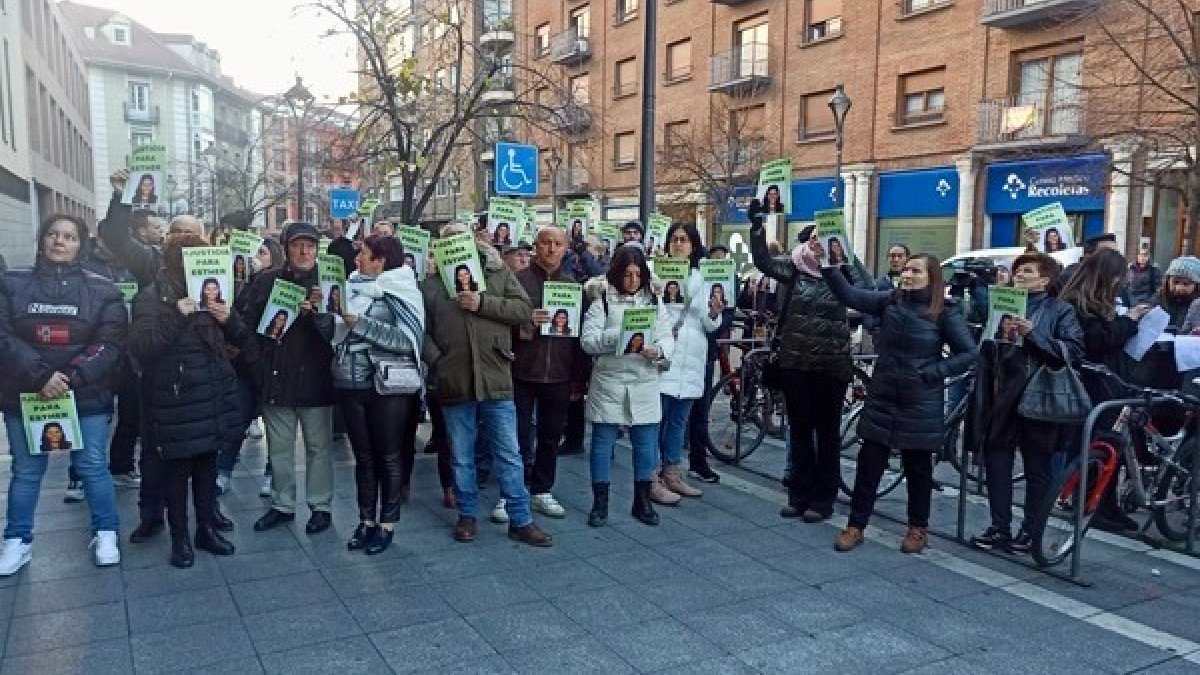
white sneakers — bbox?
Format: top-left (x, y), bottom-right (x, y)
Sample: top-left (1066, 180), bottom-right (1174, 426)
top-left (91, 530), bottom-right (120, 567)
top-left (0, 538), bottom-right (31, 576)
top-left (491, 499), bottom-right (509, 523)
top-left (532, 493), bottom-right (566, 518)
top-left (247, 418), bottom-right (264, 439)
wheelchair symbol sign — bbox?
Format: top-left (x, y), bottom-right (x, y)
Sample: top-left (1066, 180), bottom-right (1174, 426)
top-left (494, 142), bottom-right (539, 197)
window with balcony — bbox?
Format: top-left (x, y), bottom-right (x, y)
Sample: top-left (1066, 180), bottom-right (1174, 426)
top-left (666, 39), bottom-right (692, 82)
top-left (734, 18), bottom-right (768, 80)
top-left (1015, 48), bottom-right (1083, 136)
top-left (798, 89), bottom-right (836, 140)
top-left (614, 57), bottom-right (637, 98)
top-left (128, 81), bottom-right (149, 111)
top-left (570, 5), bottom-right (591, 39)
top-left (570, 73), bottom-right (590, 104)
top-left (804, 0), bottom-right (843, 44)
top-left (535, 24), bottom-right (550, 56)
top-left (614, 131), bottom-right (636, 168)
top-left (616, 0), bottom-right (639, 23)
top-left (897, 67), bottom-right (946, 125)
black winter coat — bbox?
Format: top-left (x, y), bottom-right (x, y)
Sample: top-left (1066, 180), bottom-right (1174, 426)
top-left (97, 191), bottom-right (160, 287)
top-left (513, 262), bottom-right (578, 385)
top-left (1128, 263), bottom-right (1162, 306)
top-left (824, 268), bottom-right (977, 451)
top-left (241, 266), bottom-right (336, 407)
top-left (971, 292), bottom-right (1084, 454)
top-left (749, 219), bottom-right (870, 383)
top-left (127, 279), bottom-right (254, 460)
top-left (0, 260), bottom-right (127, 415)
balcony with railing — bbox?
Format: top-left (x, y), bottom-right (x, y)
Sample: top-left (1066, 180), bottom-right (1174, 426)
top-left (555, 167), bottom-right (591, 194)
top-left (976, 92), bottom-right (1087, 149)
top-left (123, 103), bottom-right (160, 124)
top-left (551, 28), bottom-right (591, 65)
top-left (479, 123), bottom-right (516, 162)
top-left (981, 0), bottom-right (1095, 28)
top-left (708, 44), bottom-right (770, 94)
top-left (549, 101), bottom-right (593, 134)
top-left (480, 11), bottom-right (515, 46)
top-left (481, 73), bottom-right (516, 104)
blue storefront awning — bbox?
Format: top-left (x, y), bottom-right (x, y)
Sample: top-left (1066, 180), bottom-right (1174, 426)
top-left (725, 177), bottom-right (839, 223)
top-left (877, 167), bottom-right (959, 219)
top-left (985, 154), bottom-right (1108, 214)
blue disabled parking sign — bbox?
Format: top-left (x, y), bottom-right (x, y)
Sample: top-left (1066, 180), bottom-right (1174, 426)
top-left (494, 142), bottom-right (538, 197)
top-left (329, 188), bottom-right (361, 219)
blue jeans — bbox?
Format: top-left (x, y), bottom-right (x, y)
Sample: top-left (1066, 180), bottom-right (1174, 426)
top-left (659, 395), bottom-right (695, 467)
top-left (4, 413), bottom-right (119, 542)
top-left (590, 422), bottom-right (659, 483)
top-left (443, 400), bottom-right (532, 527)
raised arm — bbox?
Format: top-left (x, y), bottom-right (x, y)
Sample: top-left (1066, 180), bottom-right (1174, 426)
top-left (821, 264), bottom-right (893, 317)
top-left (748, 213), bottom-right (797, 284)
top-left (97, 191), bottom-right (158, 286)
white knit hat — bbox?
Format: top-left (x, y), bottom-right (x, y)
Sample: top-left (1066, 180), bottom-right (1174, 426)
top-left (1166, 256), bottom-right (1200, 284)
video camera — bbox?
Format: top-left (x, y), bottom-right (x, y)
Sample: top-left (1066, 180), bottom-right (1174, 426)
top-left (947, 258), bottom-right (998, 297)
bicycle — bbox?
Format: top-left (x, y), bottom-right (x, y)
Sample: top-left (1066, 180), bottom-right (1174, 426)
top-left (1027, 363), bottom-right (1198, 567)
top-left (702, 311), bottom-right (785, 463)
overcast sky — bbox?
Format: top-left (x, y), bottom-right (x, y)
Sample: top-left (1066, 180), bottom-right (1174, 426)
top-left (74, 0), bottom-right (359, 99)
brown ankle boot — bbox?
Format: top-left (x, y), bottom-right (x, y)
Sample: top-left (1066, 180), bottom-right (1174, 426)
top-left (662, 465), bottom-right (702, 498)
top-left (901, 526), bottom-right (928, 554)
top-left (649, 470), bottom-right (682, 506)
top-left (834, 526), bottom-right (865, 552)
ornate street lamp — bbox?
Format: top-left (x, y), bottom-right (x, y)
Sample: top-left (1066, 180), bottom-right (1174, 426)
top-left (828, 83), bottom-right (852, 206)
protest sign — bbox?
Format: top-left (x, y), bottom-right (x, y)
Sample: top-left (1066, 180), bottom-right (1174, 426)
top-left (432, 232), bottom-right (487, 298)
top-left (542, 282), bottom-right (583, 337)
top-left (256, 278), bottom-right (306, 340)
top-left (181, 246), bottom-right (232, 310)
top-left (20, 392), bottom-right (83, 455)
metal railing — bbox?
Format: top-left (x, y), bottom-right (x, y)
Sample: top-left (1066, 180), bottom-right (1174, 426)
top-left (123, 103), bottom-right (160, 124)
top-left (982, 0), bottom-right (1093, 25)
top-left (708, 43), bottom-right (770, 91)
top-left (551, 28), bottom-right (591, 64)
top-left (550, 101), bottom-right (593, 133)
top-left (481, 11), bottom-right (514, 34)
top-left (977, 92), bottom-right (1086, 144)
top-left (899, 0), bottom-right (953, 16)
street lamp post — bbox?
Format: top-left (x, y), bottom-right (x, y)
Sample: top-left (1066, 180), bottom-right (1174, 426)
top-left (201, 143), bottom-right (219, 229)
top-left (544, 147), bottom-right (562, 226)
top-left (284, 76), bottom-right (314, 222)
top-left (828, 83), bottom-right (852, 207)
top-left (448, 167), bottom-right (461, 221)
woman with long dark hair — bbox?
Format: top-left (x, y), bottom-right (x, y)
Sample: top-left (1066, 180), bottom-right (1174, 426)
top-left (970, 252), bottom-right (1084, 553)
top-left (199, 277), bottom-right (223, 309)
top-left (39, 422), bottom-right (72, 453)
top-left (454, 264), bottom-right (479, 292)
top-left (822, 252), bottom-right (977, 554)
top-left (333, 234), bottom-right (426, 555)
top-left (581, 245), bottom-right (672, 526)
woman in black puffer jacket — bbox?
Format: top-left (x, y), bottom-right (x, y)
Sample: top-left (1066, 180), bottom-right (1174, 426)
top-left (822, 251), bottom-right (977, 555)
top-left (128, 234), bottom-right (254, 568)
top-left (748, 202), bottom-right (871, 522)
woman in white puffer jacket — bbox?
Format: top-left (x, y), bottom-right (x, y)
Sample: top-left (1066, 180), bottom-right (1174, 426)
top-left (654, 223), bottom-right (722, 504)
top-left (581, 244), bottom-right (673, 528)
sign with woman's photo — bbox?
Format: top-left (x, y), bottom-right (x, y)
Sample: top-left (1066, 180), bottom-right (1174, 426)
top-left (700, 259), bottom-right (736, 310)
top-left (228, 230), bottom-right (263, 291)
top-left (1022, 202), bottom-right (1073, 252)
top-left (397, 225), bottom-right (431, 281)
top-left (256, 278), bottom-right (306, 340)
top-left (318, 254), bottom-right (346, 315)
top-left (618, 307), bottom-right (657, 356)
top-left (646, 214), bottom-right (672, 256)
top-left (757, 159), bottom-right (792, 216)
top-left (123, 144), bottom-right (168, 211)
top-left (520, 206), bottom-right (539, 245)
top-left (564, 200), bottom-right (594, 241)
top-left (181, 246), bottom-right (232, 311)
top-left (432, 232), bottom-right (487, 298)
top-left (487, 197), bottom-right (525, 248)
top-left (596, 222), bottom-right (622, 256)
top-left (654, 258), bottom-right (690, 304)
top-left (983, 286), bottom-right (1028, 345)
top-left (20, 392), bottom-right (83, 455)
top-left (542, 282), bottom-right (582, 338)
top-left (814, 209), bottom-right (852, 266)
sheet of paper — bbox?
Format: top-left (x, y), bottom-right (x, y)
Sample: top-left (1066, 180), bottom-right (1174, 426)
top-left (1174, 335), bottom-right (1200, 371)
top-left (1123, 306), bottom-right (1170, 361)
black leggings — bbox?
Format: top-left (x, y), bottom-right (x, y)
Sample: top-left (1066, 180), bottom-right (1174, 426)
top-left (849, 441), bottom-right (934, 529)
top-left (780, 370), bottom-right (848, 514)
top-left (985, 419), bottom-right (1065, 533)
top-left (411, 394), bottom-right (454, 490)
top-left (339, 388), bottom-right (419, 523)
top-left (165, 453), bottom-right (218, 535)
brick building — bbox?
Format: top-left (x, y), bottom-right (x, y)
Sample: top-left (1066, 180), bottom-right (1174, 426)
top-left (507, 0), bottom-right (1196, 272)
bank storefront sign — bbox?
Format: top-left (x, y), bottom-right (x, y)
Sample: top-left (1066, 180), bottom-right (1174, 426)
top-left (985, 153), bottom-right (1108, 247)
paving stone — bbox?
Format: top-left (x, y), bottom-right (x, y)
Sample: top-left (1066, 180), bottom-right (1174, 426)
top-left (229, 571), bottom-right (339, 617)
top-left (0, 637), bottom-right (131, 675)
top-left (464, 600), bottom-right (585, 653)
top-left (435, 572), bottom-right (542, 614)
top-left (216, 547), bottom-right (316, 584)
top-left (552, 585), bottom-right (668, 631)
top-left (605, 617), bottom-right (728, 671)
top-left (499, 634), bottom-right (635, 674)
top-left (120, 555), bottom-right (227, 599)
top-left (679, 598), bottom-right (797, 652)
top-left (370, 617), bottom-right (496, 673)
top-left (259, 635), bottom-right (388, 675)
top-left (185, 656), bottom-right (266, 674)
top-left (131, 618), bottom-right (255, 674)
top-left (245, 601), bottom-right (361, 654)
top-left (5, 600), bottom-right (128, 656)
top-left (10, 572), bottom-right (125, 616)
top-left (127, 586), bottom-right (240, 636)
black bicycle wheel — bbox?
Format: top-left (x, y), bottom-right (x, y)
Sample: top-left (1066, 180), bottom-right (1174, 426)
top-left (836, 405), bottom-right (905, 499)
top-left (1029, 447), bottom-right (1108, 568)
top-left (705, 372), bottom-right (766, 464)
top-left (1153, 450), bottom-right (1195, 542)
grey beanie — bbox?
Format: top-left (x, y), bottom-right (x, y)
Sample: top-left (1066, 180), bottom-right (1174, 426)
top-left (1166, 256), bottom-right (1200, 284)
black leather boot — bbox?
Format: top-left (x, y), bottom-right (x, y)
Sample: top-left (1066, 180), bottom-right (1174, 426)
top-left (587, 483), bottom-right (610, 528)
top-left (195, 525), bottom-right (236, 556)
top-left (169, 532), bottom-right (194, 568)
top-left (631, 480), bottom-right (660, 526)
top-left (211, 505), bottom-right (235, 532)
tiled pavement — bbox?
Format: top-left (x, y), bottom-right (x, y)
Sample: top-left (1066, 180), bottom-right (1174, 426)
top-left (0, 430), bottom-right (1199, 674)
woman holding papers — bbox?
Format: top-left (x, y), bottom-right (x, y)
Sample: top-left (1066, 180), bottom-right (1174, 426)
top-left (654, 223), bottom-right (722, 504)
top-left (821, 251), bottom-right (977, 555)
top-left (127, 233), bottom-right (252, 568)
top-left (0, 215), bottom-right (127, 575)
top-left (581, 245), bottom-right (673, 527)
top-left (970, 252), bottom-right (1084, 554)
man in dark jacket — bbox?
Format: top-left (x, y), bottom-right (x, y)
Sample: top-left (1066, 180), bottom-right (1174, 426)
top-left (422, 224), bottom-right (552, 547)
top-left (242, 222), bottom-right (338, 535)
top-left (1128, 249), bottom-right (1163, 306)
top-left (513, 227), bottom-right (575, 518)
